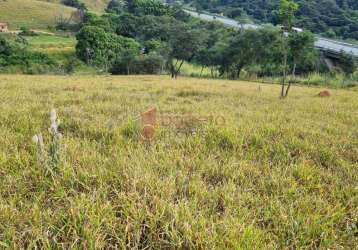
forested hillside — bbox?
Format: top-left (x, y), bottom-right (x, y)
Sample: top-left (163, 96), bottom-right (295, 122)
top-left (184, 0), bottom-right (358, 40)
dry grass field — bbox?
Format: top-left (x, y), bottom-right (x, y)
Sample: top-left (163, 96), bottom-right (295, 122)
top-left (0, 0), bottom-right (112, 32)
top-left (40, 0), bottom-right (111, 12)
top-left (0, 0), bottom-right (75, 30)
top-left (0, 75), bottom-right (357, 249)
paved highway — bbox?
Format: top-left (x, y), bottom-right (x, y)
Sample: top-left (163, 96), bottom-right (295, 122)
top-left (184, 10), bottom-right (358, 57)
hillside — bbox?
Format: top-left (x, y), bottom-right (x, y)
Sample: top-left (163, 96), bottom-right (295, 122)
top-left (0, 0), bottom-right (75, 30)
top-left (38, 0), bottom-right (111, 12)
top-left (0, 0), bottom-right (111, 30)
top-left (0, 74), bottom-right (357, 248)
top-left (73, 0), bottom-right (111, 12)
top-left (187, 0), bottom-right (358, 40)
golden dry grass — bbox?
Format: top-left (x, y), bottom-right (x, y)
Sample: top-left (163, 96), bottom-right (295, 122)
top-left (0, 75), bottom-right (357, 248)
top-left (39, 0), bottom-right (111, 12)
top-left (0, 0), bottom-right (75, 30)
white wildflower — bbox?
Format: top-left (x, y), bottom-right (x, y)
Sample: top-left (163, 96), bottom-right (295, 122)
top-left (50, 109), bottom-right (57, 123)
top-left (49, 109), bottom-right (60, 135)
top-left (38, 134), bottom-right (44, 148)
top-left (33, 108), bottom-right (63, 179)
top-left (32, 135), bottom-right (39, 144)
top-left (49, 122), bottom-right (58, 134)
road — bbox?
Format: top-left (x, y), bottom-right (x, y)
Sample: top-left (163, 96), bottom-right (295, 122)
top-left (184, 10), bottom-right (358, 57)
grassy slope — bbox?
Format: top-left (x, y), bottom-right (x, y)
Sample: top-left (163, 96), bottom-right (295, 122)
top-left (0, 75), bottom-right (357, 248)
top-left (0, 0), bottom-right (75, 30)
top-left (39, 0), bottom-right (111, 12)
top-left (27, 34), bottom-right (76, 54)
top-left (69, 0), bottom-right (110, 11)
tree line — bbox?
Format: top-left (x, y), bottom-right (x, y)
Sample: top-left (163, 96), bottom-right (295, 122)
top-left (0, 0), bottom-right (356, 92)
top-left (74, 0), bottom-right (330, 81)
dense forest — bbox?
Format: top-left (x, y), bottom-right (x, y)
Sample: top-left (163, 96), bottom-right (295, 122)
top-left (183, 0), bottom-right (358, 40)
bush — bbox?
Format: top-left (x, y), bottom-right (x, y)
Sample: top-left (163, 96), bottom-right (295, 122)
top-left (63, 57), bottom-right (83, 74)
top-left (19, 27), bottom-right (37, 37)
top-left (132, 53), bottom-right (164, 74)
top-left (110, 53), bottom-right (164, 75)
top-left (106, 0), bottom-right (124, 13)
top-left (76, 26), bottom-right (140, 70)
top-left (0, 36), bottom-right (57, 74)
top-left (62, 0), bottom-right (87, 10)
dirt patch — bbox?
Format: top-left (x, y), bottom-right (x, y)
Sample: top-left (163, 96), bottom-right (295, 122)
top-left (318, 90), bottom-right (331, 97)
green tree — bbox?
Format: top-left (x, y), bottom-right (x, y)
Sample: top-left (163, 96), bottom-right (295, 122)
top-left (339, 52), bottom-right (356, 75)
top-left (76, 26), bottom-right (140, 71)
top-left (193, 27), bottom-right (232, 77)
top-left (188, 0), bottom-right (358, 40)
top-left (284, 31), bottom-right (317, 96)
top-left (167, 24), bottom-right (205, 78)
top-left (279, 0), bottom-right (299, 98)
top-left (215, 28), bottom-right (282, 79)
top-left (126, 0), bottom-right (136, 13)
top-left (62, 0), bottom-right (87, 11)
top-left (278, 0), bottom-right (299, 31)
top-left (134, 0), bottom-right (173, 16)
top-left (111, 13), bottom-right (139, 38)
top-left (82, 12), bottom-right (112, 32)
top-left (224, 30), bottom-right (263, 79)
top-left (106, 0), bottom-right (124, 13)
top-left (288, 31), bottom-right (317, 75)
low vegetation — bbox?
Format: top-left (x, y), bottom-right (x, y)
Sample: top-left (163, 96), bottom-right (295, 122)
top-left (0, 35), bottom-right (57, 74)
top-left (27, 34), bottom-right (76, 53)
top-left (0, 75), bottom-right (357, 248)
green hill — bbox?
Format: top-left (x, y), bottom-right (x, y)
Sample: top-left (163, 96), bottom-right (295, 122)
top-left (0, 0), bottom-right (75, 30)
top-left (187, 0), bottom-right (358, 40)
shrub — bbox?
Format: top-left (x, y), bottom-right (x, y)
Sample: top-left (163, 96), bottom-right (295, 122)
top-left (110, 53), bottom-right (164, 75)
top-left (106, 0), bottom-right (125, 13)
top-left (19, 27), bottom-right (37, 36)
top-left (63, 56), bottom-right (83, 74)
top-left (0, 36), bottom-right (57, 74)
top-left (76, 26), bottom-right (140, 70)
top-left (62, 0), bottom-right (87, 10)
